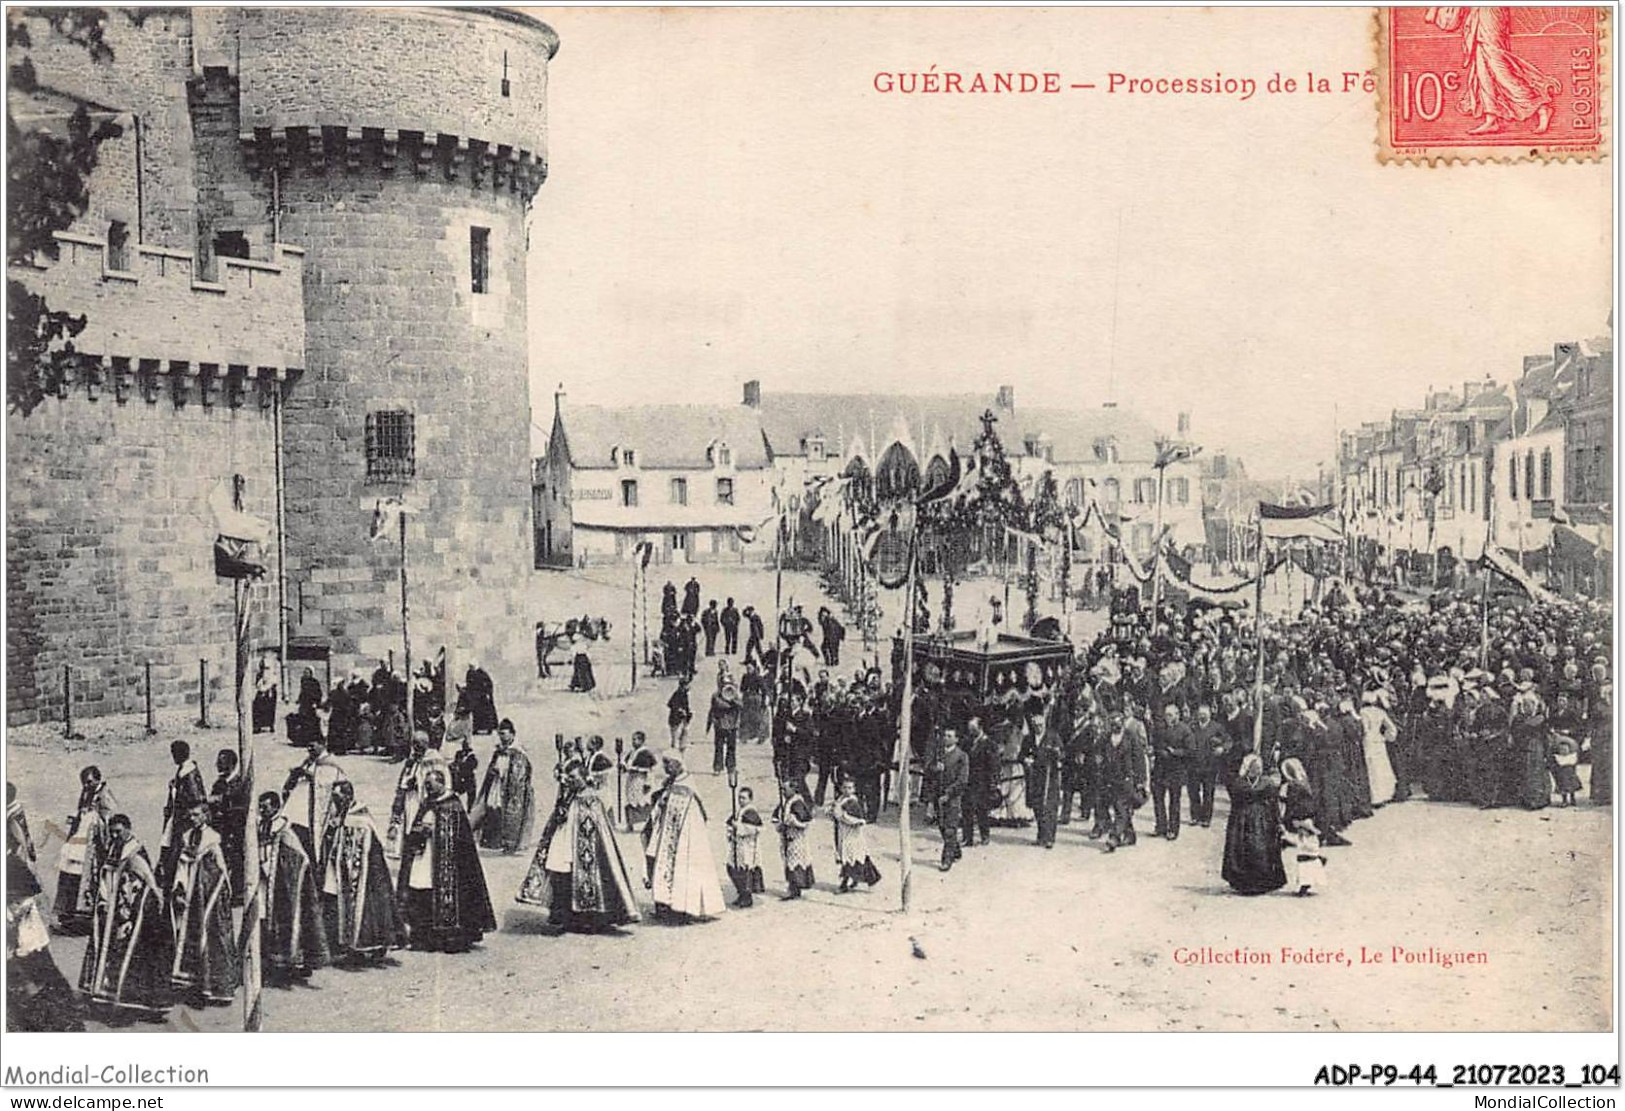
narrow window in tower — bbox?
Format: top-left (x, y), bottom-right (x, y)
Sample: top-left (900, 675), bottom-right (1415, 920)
top-left (502, 51), bottom-right (511, 97)
top-left (365, 410), bottom-right (416, 484)
top-left (106, 220), bottom-right (130, 271)
top-left (470, 226), bottom-right (491, 294)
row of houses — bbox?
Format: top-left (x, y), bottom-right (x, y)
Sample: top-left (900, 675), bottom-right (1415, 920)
top-left (1338, 328), bottom-right (1613, 596)
top-left (533, 381), bottom-right (1208, 568)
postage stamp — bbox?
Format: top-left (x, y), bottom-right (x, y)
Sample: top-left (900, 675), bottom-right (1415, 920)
top-left (1378, 6), bottom-right (1609, 162)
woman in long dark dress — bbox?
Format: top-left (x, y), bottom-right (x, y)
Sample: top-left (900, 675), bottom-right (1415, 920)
top-left (569, 634), bottom-right (597, 693)
top-left (1222, 754), bottom-right (1286, 896)
top-left (1306, 705), bottom-right (1354, 846)
top-left (1590, 682), bottom-right (1612, 806)
top-left (1507, 682), bottom-right (1551, 810)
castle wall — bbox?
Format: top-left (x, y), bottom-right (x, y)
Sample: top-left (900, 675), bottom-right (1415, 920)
top-left (6, 227), bottom-right (302, 726)
top-left (274, 177), bottom-right (536, 682)
top-left (8, 7), bottom-right (558, 719)
top-left (14, 8), bottom-right (199, 252)
top-left (205, 6), bottom-right (557, 690)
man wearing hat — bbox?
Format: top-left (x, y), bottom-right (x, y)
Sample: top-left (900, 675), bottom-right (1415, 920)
top-left (706, 676), bottom-right (743, 776)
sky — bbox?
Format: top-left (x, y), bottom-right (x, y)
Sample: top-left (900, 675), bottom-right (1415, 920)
top-left (522, 7), bottom-right (1612, 481)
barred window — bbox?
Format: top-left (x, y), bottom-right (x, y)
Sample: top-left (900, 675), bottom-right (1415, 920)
top-left (716, 477), bottom-right (734, 506)
top-left (366, 410), bottom-right (416, 483)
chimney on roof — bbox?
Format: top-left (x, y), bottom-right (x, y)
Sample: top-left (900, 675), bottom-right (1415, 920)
top-left (995, 385), bottom-right (1014, 413)
top-left (742, 380), bottom-right (761, 409)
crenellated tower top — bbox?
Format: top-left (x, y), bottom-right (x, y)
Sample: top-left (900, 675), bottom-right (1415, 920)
top-left (194, 6), bottom-right (558, 202)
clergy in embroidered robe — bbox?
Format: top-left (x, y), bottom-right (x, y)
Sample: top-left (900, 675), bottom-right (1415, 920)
top-left (387, 740), bottom-right (439, 858)
top-left (475, 724), bottom-right (536, 853)
top-left (168, 802), bottom-right (240, 1004)
top-left (79, 817), bottom-right (175, 1015)
top-left (397, 769), bottom-right (497, 952)
top-left (157, 741), bottom-right (208, 890)
top-left (53, 767), bottom-right (117, 935)
top-left (319, 781), bottom-right (405, 962)
top-left (516, 761), bottom-right (641, 930)
top-left (282, 741), bottom-right (349, 867)
top-left (643, 753), bottom-right (727, 919)
top-left (209, 749), bottom-right (251, 906)
top-left (257, 793), bottom-right (332, 980)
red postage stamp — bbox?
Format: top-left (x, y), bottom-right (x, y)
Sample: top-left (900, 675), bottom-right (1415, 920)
top-left (1378, 6), bottom-right (1609, 162)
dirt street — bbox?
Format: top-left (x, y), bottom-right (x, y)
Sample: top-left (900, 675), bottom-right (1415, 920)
top-left (6, 567), bottom-right (1611, 1033)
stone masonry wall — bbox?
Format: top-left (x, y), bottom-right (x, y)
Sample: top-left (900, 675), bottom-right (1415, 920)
top-left (219, 7), bottom-right (555, 161)
top-left (7, 392), bottom-right (280, 727)
top-left (15, 8), bottom-right (199, 253)
top-left (276, 174), bottom-right (536, 689)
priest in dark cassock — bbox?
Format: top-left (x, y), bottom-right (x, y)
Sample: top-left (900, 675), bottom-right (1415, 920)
top-left (474, 720), bottom-right (535, 853)
top-left (516, 757), bottom-right (642, 932)
top-left (464, 662), bottom-right (500, 735)
top-left (397, 767), bottom-right (497, 952)
top-left (256, 792), bottom-right (331, 982)
top-left (168, 801), bottom-right (240, 1005)
top-left (79, 814), bottom-right (175, 1019)
top-left (319, 780), bottom-right (406, 964)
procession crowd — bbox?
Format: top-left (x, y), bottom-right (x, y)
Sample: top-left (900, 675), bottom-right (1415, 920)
top-left (5, 567), bottom-right (1612, 1031)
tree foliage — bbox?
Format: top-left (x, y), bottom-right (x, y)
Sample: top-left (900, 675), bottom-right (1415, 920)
top-left (7, 7), bottom-right (123, 415)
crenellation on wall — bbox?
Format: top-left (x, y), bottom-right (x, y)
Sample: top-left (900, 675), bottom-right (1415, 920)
top-left (11, 230), bottom-right (305, 373)
top-left (9, 6), bottom-right (556, 722)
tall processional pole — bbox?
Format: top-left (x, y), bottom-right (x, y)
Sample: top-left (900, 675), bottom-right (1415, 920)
top-left (400, 510), bottom-right (414, 730)
top-left (896, 531), bottom-right (918, 913)
top-left (1251, 508), bottom-right (1266, 756)
top-left (228, 474), bottom-right (264, 1034)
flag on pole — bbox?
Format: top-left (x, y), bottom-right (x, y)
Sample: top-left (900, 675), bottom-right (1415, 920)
top-left (1259, 501), bottom-right (1342, 543)
top-left (734, 509), bottom-right (781, 545)
top-left (1482, 545), bottom-right (1556, 603)
top-left (209, 480), bottom-right (273, 580)
top-left (1155, 441), bottom-right (1200, 469)
top-left (367, 497), bottom-right (415, 542)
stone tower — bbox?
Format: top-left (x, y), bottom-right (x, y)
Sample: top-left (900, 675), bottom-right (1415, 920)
top-left (6, 8), bottom-right (557, 725)
top-left (193, 8), bottom-right (558, 687)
